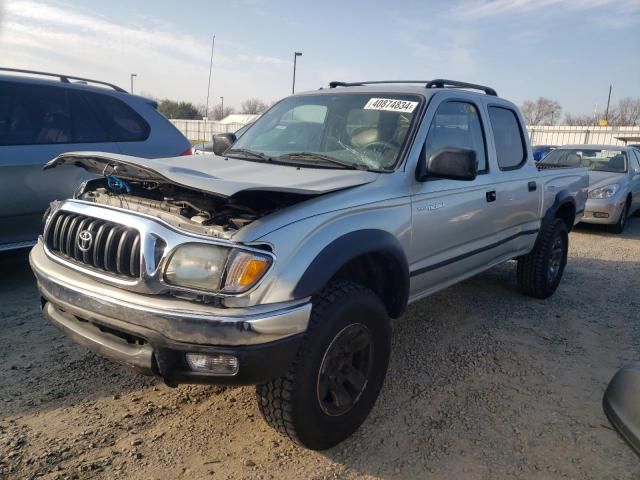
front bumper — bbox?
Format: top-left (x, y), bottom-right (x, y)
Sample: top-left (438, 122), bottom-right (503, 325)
top-left (30, 241), bottom-right (310, 385)
top-left (582, 197), bottom-right (625, 225)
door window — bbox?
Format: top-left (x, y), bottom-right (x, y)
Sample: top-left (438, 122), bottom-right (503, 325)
top-left (0, 83), bottom-right (71, 145)
top-left (488, 106), bottom-right (526, 170)
top-left (424, 101), bottom-right (487, 172)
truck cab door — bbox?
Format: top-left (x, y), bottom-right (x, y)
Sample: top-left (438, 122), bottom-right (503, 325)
top-left (484, 105), bottom-right (540, 246)
top-left (409, 99), bottom-right (506, 299)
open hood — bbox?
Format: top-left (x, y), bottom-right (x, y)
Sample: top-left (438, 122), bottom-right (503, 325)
top-left (45, 152), bottom-right (378, 197)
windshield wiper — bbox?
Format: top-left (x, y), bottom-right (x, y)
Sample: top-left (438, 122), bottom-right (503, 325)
top-left (278, 152), bottom-right (366, 170)
top-left (225, 148), bottom-right (273, 162)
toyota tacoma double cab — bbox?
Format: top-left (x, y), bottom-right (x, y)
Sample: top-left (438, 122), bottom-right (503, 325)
top-left (30, 79), bottom-right (588, 450)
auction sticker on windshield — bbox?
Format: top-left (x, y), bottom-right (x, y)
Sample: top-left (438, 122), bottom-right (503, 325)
top-left (364, 98), bottom-right (418, 113)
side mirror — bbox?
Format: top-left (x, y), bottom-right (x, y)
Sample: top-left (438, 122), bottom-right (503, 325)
top-left (603, 362), bottom-right (640, 456)
top-left (418, 147), bottom-right (478, 181)
top-left (212, 133), bottom-right (237, 156)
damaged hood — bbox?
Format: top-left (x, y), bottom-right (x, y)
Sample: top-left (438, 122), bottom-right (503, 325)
top-left (45, 152), bottom-right (379, 197)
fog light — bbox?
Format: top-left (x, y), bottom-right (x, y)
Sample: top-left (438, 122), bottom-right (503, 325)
top-left (185, 353), bottom-right (239, 376)
top-left (593, 212), bottom-right (610, 218)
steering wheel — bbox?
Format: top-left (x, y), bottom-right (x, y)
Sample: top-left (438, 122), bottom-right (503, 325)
top-left (364, 141), bottom-right (396, 155)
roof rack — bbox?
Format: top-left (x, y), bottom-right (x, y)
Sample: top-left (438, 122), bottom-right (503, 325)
top-left (328, 78), bottom-right (497, 96)
top-left (0, 67), bottom-right (127, 92)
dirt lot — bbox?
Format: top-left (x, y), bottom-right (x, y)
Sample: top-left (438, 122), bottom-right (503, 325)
top-left (1, 218), bottom-right (639, 480)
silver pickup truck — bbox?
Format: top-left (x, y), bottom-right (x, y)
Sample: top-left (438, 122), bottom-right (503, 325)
top-left (30, 79), bottom-right (588, 450)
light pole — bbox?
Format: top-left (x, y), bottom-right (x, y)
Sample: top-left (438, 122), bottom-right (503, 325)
top-left (292, 51), bottom-right (302, 94)
top-left (220, 96), bottom-right (224, 119)
top-left (130, 73), bottom-right (137, 94)
top-left (605, 84), bottom-right (612, 124)
top-left (205, 35), bottom-right (216, 120)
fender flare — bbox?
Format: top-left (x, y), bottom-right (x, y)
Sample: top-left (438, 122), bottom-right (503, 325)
top-left (543, 190), bottom-right (577, 229)
top-left (292, 229), bottom-right (410, 318)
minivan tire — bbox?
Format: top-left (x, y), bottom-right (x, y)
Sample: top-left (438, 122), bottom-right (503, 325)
top-left (256, 280), bottom-right (391, 450)
top-left (517, 218), bottom-right (568, 299)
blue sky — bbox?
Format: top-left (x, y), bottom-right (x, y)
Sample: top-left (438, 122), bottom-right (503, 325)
top-left (1, 0), bottom-right (638, 116)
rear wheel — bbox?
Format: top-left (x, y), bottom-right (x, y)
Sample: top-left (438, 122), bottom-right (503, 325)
top-left (517, 218), bottom-right (568, 299)
top-left (256, 281), bottom-right (391, 450)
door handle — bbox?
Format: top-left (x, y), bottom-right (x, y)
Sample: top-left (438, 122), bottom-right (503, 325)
top-left (486, 190), bottom-right (497, 202)
top-left (528, 181), bottom-right (537, 192)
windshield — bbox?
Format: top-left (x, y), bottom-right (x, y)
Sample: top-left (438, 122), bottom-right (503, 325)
top-left (541, 148), bottom-right (628, 173)
top-left (230, 93), bottom-right (422, 170)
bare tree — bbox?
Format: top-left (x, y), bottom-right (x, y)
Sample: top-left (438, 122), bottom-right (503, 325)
top-left (212, 104), bottom-right (236, 120)
top-left (520, 97), bottom-right (563, 125)
top-left (241, 98), bottom-right (269, 114)
top-left (564, 113), bottom-right (595, 126)
top-left (608, 98), bottom-right (640, 126)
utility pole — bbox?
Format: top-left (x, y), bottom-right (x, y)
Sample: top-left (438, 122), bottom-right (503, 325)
top-left (605, 84), bottom-right (612, 123)
top-left (220, 96), bottom-right (224, 120)
top-left (292, 51), bottom-right (302, 94)
top-left (130, 73), bottom-right (137, 94)
top-left (205, 35), bottom-right (216, 120)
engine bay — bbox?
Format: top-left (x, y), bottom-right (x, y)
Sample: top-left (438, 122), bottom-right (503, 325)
top-left (76, 177), bottom-right (308, 238)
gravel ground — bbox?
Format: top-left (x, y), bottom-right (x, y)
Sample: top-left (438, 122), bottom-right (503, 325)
top-left (1, 218), bottom-right (639, 480)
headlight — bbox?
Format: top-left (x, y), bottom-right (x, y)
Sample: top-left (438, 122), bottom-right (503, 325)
top-left (588, 184), bottom-right (620, 199)
top-left (164, 243), bottom-right (271, 293)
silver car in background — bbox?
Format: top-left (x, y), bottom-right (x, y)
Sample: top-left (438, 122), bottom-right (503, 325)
top-left (0, 68), bottom-right (192, 251)
top-left (540, 145), bottom-right (640, 233)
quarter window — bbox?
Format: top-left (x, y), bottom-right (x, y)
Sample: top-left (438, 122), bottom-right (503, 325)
top-left (69, 91), bottom-right (109, 143)
top-left (488, 106), bottom-right (526, 170)
top-left (84, 91), bottom-right (150, 142)
top-left (424, 101), bottom-right (487, 172)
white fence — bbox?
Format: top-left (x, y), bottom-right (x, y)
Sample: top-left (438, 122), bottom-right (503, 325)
top-left (528, 126), bottom-right (640, 146)
top-left (170, 120), bottom-right (247, 142)
top-left (171, 119), bottom-right (640, 146)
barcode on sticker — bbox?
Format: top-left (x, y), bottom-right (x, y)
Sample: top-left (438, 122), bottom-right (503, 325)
top-left (364, 98), bottom-right (418, 113)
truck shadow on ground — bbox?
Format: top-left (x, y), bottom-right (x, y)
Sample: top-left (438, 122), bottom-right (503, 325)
top-left (318, 251), bottom-right (639, 478)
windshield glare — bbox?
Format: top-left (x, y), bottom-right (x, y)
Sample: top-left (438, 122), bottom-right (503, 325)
top-left (541, 148), bottom-right (628, 173)
top-left (230, 93), bottom-right (422, 170)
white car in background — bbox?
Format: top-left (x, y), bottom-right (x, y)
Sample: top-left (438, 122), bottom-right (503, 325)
top-left (539, 145), bottom-right (640, 233)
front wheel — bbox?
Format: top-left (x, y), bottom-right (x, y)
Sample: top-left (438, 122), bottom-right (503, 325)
top-left (611, 199), bottom-right (630, 234)
top-left (517, 218), bottom-right (568, 299)
top-left (256, 281), bottom-right (391, 450)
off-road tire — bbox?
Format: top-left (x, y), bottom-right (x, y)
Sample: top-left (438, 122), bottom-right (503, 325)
top-left (256, 280), bottom-right (391, 450)
top-left (517, 218), bottom-right (568, 299)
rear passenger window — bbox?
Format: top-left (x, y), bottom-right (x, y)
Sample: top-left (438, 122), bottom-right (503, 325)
top-left (488, 106), bottom-right (526, 170)
top-left (424, 101), bottom-right (487, 172)
top-left (0, 83), bottom-right (71, 145)
top-left (68, 91), bottom-right (108, 143)
top-left (84, 92), bottom-right (150, 142)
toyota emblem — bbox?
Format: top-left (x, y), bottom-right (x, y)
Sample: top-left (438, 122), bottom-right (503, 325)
top-left (77, 230), bottom-right (93, 252)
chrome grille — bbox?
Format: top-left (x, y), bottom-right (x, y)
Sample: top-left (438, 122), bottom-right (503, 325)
top-left (46, 211), bottom-right (141, 278)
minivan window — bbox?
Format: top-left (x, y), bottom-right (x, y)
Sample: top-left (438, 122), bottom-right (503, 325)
top-left (0, 83), bottom-right (150, 145)
top-left (0, 84), bottom-right (71, 145)
top-left (84, 92), bottom-right (150, 142)
top-left (424, 101), bottom-right (487, 172)
top-left (488, 106), bottom-right (526, 170)
top-left (69, 90), bottom-right (109, 143)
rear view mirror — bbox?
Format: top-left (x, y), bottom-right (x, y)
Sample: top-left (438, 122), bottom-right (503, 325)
top-left (212, 133), bottom-right (237, 156)
top-left (603, 362), bottom-right (640, 457)
top-left (420, 147), bottom-right (478, 181)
